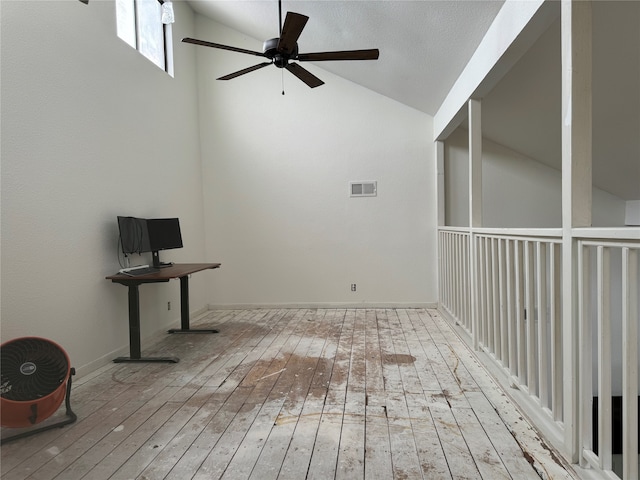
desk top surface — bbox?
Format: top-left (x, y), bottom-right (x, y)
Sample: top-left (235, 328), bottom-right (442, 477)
top-left (106, 263), bottom-right (221, 283)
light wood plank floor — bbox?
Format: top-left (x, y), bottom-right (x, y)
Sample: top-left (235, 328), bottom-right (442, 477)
top-left (1, 309), bottom-right (577, 479)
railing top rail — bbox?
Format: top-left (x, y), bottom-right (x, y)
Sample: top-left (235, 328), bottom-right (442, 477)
top-left (473, 227), bottom-right (563, 238)
top-left (437, 226), bottom-right (471, 233)
top-left (578, 239), bottom-right (640, 249)
top-left (573, 227), bottom-right (640, 241)
top-left (438, 226), bottom-right (562, 239)
top-left (439, 226), bottom-right (640, 242)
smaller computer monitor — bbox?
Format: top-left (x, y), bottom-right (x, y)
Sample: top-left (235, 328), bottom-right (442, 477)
top-left (117, 216), bottom-right (151, 255)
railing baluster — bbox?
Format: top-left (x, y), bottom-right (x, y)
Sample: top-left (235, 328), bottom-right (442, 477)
top-left (499, 238), bottom-right (508, 366)
top-left (516, 240), bottom-right (526, 384)
top-left (450, 233), bottom-right (455, 316)
top-left (507, 239), bottom-right (517, 377)
top-left (460, 233), bottom-right (465, 321)
top-left (438, 232), bottom-right (441, 306)
top-left (579, 242), bottom-right (593, 462)
top-left (473, 234), bottom-right (482, 347)
top-left (439, 232), bottom-right (444, 309)
top-left (444, 234), bottom-right (453, 311)
top-left (457, 234), bottom-right (462, 324)
top-left (485, 236), bottom-right (493, 350)
top-left (451, 233), bottom-right (457, 318)
top-left (550, 242), bottom-right (563, 421)
top-left (622, 247), bottom-right (638, 480)
top-left (492, 237), bottom-right (500, 359)
top-left (596, 246), bottom-right (612, 471)
top-left (537, 241), bottom-right (549, 409)
top-left (465, 234), bottom-right (471, 330)
top-left (525, 240), bottom-right (536, 393)
top-left (440, 232), bottom-right (445, 308)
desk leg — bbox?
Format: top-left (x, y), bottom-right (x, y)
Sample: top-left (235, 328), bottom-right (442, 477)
top-left (167, 275), bottom-right (218, 334)
top-left (114, 285), bottom-right (179, 363)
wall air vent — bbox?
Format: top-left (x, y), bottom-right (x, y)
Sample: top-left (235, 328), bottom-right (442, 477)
top-left (350, 181), bottom-right (377, 197)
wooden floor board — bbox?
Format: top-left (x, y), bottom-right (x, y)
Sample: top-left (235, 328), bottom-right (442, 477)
top-left (0, 308), bottom-right (576, 480)
top-left (363, 404), bottom-right (393, 480)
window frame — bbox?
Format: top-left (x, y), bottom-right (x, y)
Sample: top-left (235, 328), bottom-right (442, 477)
top-left (116, 0), bottom-right (174, 75)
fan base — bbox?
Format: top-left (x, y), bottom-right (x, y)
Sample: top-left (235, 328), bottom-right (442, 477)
top-left (1, 368), bottom-right (77, 445)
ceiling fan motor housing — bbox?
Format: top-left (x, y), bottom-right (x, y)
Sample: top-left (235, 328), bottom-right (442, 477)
top-left (263, 37), bottom-right (298, 67)
top-left (1, 337), bottom-right (72, 428)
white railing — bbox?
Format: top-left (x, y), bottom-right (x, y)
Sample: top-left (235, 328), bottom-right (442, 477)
top-left (439, 227), bottom-right (640, 480)
top-left (439, 229), bottom-right (565, 430)
top-left (439, 228), bottom-right (472, 334)
top-left (576, 232), bottom-right (640, 480)
top-left (475, 231), bottom-right (564, 419)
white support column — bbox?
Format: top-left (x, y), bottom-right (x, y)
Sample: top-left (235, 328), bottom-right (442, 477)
top-left (436, 140), bottom-right (445, 227)
top-left (468, 99), bottom-right (482, 350)
top-left (436, 141), bottom-right (446, 311)
top-left (468, 99), bottom-right (482, 229)
top-left (561, 0), bottom-right (592, 462)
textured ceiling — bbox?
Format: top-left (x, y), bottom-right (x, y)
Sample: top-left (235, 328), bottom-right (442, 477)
top-left (186, 0), bottom-right (505, 116)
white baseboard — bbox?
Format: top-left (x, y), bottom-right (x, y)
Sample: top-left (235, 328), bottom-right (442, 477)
top-left (206, 302), bottom-right (438, 310)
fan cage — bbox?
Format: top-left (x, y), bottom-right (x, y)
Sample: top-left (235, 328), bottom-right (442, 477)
top-left (1, 337), bottom-right (71, 428)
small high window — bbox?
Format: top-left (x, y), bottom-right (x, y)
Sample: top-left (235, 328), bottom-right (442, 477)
top-left (116, 0), bottom-right (174, 75)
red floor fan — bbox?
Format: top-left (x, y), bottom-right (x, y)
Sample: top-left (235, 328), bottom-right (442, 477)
top-left (1, 337), bottom-right (77, 444)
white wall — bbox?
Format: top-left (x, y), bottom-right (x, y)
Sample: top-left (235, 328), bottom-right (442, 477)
top-left (444, 127), bottom-right (627, 228)
top-left (1, 0), bottom-right (206, 375)
top-left (193, 17), bottom-right (437, 307)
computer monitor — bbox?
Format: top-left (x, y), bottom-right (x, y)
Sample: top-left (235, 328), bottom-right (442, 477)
top-left (117, 216), bottom-right (183, 267)
top-left (117, 216), bottom-right (151, 255)
top-left (147, 218), bottom-right (183, 267)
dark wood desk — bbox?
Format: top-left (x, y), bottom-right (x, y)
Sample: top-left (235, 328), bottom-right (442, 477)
top-left (106, 263), bottom-right (221, 363)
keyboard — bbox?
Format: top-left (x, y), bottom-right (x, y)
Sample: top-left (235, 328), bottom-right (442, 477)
top-left (121, 266), bottom-right (160, 276)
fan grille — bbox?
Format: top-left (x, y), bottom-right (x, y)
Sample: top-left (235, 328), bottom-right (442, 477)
top-left (1, 338), bottom-right (69, 402)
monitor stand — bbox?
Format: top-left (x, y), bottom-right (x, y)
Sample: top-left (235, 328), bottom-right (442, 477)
top-left (152, 251), bottom-right (173, 268)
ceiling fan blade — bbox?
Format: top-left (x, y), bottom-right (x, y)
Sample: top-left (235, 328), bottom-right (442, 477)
top-left (277, 12), bottom-right (308, 55)
top-left (218, 62), bottom-right (272, 81)
top-left (285, 63), bottom-right (324, 88)
top-left (297, 49), bottom-right (380, 62)
top-left (182, 37), bottom-right (265, 57)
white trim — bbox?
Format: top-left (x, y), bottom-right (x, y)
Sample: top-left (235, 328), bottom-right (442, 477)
top-left (206, 302), bottom-right (438, 310)
top-left (440, 226), bottom-right (564, 238)
top-left (573, 227), bottom-right (640, 240)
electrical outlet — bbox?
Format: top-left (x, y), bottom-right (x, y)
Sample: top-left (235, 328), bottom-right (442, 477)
top-left (167, 301), bottom-right (171, 311)
top-left (351, 284), bottom-right (357, 292)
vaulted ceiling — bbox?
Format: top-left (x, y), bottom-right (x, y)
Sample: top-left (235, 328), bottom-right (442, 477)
top-left (186, 0), bottom-right (639, 200)
top-left (186, 0), bottom-right (505, 116)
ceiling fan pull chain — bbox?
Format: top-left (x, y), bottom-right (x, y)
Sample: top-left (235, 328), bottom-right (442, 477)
top-left (282, 69), bottom-right (285, 95)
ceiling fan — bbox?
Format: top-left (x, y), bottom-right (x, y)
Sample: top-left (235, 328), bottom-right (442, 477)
top-left (182, 0), bottom-right (379, 89)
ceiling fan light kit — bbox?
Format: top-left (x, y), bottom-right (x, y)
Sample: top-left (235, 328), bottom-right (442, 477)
top-left (182, 1), bottom-right (379, 89)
